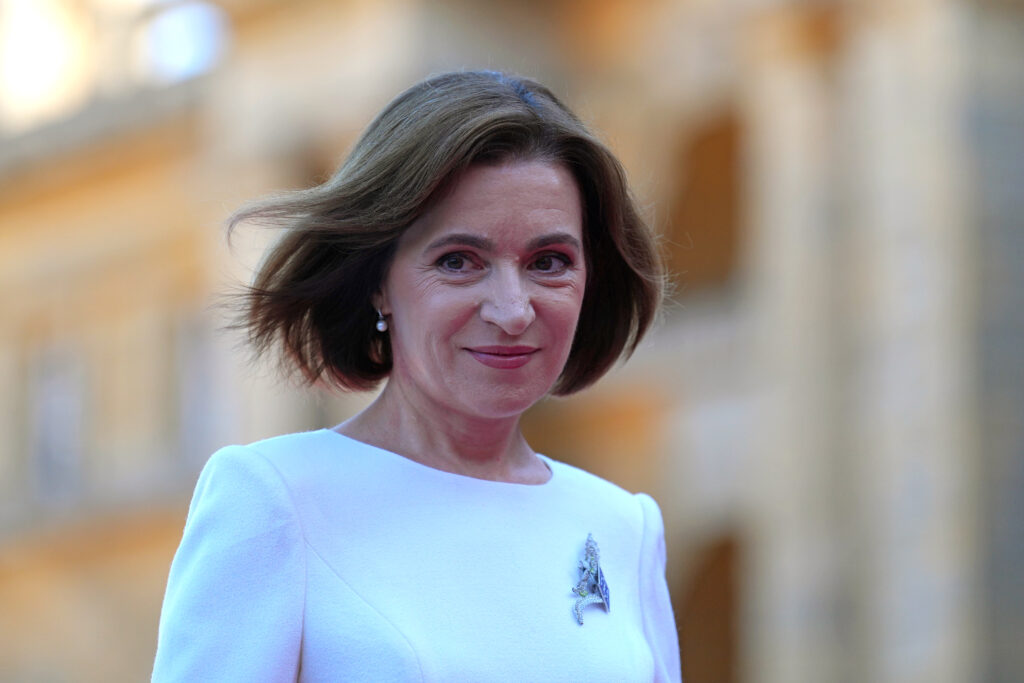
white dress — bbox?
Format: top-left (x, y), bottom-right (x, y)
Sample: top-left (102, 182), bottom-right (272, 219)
top-left (152, 429), bottom-right (681, 682)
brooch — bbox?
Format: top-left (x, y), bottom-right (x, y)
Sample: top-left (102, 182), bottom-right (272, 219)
top-left (572, 533), bottom-right (610, 625)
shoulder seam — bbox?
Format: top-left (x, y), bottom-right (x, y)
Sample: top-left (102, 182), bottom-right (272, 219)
top-left (635, 493), bottom-right (650, 628)
top-left (238, 442), bottom-right (311, 656)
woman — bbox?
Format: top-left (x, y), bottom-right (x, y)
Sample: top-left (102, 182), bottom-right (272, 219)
top-left (153, 70), bottom-right (680, 682)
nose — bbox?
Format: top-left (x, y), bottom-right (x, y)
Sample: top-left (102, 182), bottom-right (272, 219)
top-left (479, 270), bottom-right (536, 335)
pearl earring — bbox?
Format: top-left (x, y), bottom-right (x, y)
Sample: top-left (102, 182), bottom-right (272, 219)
top-left (375, 309), bottom-right (388, 332)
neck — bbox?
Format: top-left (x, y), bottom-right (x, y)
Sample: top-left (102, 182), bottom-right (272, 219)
top-left (335, 381), bottom-right (549, 485)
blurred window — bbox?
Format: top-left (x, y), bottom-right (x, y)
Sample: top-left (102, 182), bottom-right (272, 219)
top-left (28, 343), bottom-right (87, 508)
top-left (678, 534), bottom-right (740, 683)
top-left (666, 112), bottom-right (743, 293)
top-left (175, 312), bottom-right (224, 466)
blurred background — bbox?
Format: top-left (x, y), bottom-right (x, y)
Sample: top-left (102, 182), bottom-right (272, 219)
top-left (0, 0), bottom-right (1021, 681)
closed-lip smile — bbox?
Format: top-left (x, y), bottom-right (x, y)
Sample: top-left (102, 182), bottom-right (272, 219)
top-left (466, 345), bottom-right (539, 369)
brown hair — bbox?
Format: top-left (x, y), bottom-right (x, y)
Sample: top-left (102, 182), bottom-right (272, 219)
top-left (231, 70), bottom-right (662, 395)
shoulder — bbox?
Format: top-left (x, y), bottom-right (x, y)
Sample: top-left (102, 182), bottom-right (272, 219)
top-left (201, 429), bottom-right (346, 483)
top-left (157, 447), bottom-right (308, 680)
top-left (241, 428), bottom-right (343, 466)
top-left (544, 456), bottom-right (645, 503)
top-left (543, 456), bottom-right (663, 535)
top-left (188, 430), bottom-right (347, 518)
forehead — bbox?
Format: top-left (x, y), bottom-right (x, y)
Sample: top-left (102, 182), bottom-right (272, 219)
top-left (398, 161), bottom-right (583, 251)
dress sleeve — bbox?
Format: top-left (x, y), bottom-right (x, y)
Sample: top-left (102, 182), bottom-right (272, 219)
top-left (636, 493), bottom-right (682, 683)
top-left (152, 445), bottom-right (305, 682)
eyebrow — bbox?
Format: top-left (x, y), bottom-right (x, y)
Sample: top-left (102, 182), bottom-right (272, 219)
top-left (424, 232), bottom-right (582, 252)
top-left (527, 232), bottom-right (582, 252)
top-left (424, 233), bottom-right (493, 252)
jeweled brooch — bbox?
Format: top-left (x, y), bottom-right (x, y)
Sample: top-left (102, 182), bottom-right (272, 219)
top-left (572, 533), bottom-right (610, 625)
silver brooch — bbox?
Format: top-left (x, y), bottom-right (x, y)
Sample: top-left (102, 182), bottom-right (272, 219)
top-left (572, 533), bottom-right (610, 625)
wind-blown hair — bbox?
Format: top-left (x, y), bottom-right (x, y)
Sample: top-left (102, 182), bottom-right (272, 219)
top-left (231, 70), bottom-right (662, 395)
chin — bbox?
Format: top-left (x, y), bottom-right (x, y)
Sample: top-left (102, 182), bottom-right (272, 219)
top-left (458, 383), bottom-right (551, 420)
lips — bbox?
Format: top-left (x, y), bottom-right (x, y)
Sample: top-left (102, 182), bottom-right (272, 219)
top-left (466, 345), bottom-right (539, 369)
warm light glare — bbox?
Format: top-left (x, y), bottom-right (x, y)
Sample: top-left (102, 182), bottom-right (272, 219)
top-left (0, 0), bottom-right (94, 131)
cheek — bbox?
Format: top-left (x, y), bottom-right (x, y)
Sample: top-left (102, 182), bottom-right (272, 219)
top-left (391, 286), bottom-right (479, 358)
top-left (425, 289), bottom-right (481, 337)
top-left (544, 288), bottom-right (586, 342)
top-left (388, 273), bottom-right (467, 327)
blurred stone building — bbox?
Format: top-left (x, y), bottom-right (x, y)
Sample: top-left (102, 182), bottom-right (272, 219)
top-left (0, 0), bottom-right (1020, 681)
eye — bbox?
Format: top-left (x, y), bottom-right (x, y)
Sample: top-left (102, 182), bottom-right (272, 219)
top-left (530, 252), bottom-right (572, 273)
top-left (441, 254), bottom-right (465, 270)
top-left (436, 251), bottom-right (480, 273)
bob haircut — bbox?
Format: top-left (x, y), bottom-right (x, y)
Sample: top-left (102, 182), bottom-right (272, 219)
top-left (231, 70), bottom-right (663, 396)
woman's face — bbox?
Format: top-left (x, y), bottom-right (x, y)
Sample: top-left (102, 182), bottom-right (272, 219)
top-left (378, 160), bottom-right (586, 421)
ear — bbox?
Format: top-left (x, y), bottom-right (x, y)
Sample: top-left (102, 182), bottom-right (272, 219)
top-left (372, 289), bottom-right (390, 316)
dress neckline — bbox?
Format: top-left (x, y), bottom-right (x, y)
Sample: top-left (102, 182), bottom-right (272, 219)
top-left (319, 428), bottom-right (557, 489)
